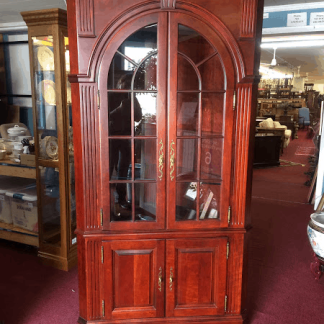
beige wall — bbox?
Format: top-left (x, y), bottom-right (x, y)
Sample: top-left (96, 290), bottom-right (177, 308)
top-left (313, 84), bottom-right (324, 94)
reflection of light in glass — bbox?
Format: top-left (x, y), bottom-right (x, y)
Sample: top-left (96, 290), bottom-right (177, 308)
top-left (124, 46), bottom-right (154, 70)
top-left (65, 50), bottom-right (70, 73)
top-left (136, 93), bottom-right (156, 116)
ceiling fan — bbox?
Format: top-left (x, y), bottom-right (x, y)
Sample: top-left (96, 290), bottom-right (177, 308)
top-left (260, 47), bottom-right (290, 69)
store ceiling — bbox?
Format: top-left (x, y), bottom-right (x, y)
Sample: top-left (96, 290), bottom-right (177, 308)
top-left (0, 0), bottom-right (66, 24)
top-left (260, 46), bottom-right (324, 82)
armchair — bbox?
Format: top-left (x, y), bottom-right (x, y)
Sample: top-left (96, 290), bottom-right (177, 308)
top-left (298, 107), bottom-right (311, 129)
top-left (256, 118), bottom-right (292, 152)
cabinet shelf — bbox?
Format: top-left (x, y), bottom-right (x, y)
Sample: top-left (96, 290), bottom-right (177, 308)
top-left (0, 158), bottom-right (36, 179)
top-left (0, 221), bottom-right (39, 247)
top-left (37, 158), bottom-right (59, 168)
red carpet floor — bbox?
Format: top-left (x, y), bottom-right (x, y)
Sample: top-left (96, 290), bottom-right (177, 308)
top-left (247, 129), bottom-right (324, 324)
top-left (0, 242), bottom-right (79, 324)
top-left (0, 129), bottom-right (323, 324)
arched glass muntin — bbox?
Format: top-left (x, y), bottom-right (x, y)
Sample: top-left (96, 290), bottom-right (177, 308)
top-left (110, 49), bottom-right (158, 91)
top-left (105, 22), bottom-right (161, 226)
top-left (97, 11), bottom-right (236, 230)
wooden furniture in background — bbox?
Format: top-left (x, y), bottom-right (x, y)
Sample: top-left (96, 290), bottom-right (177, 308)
top-left (67, 0), bottom-right (263, 322)
top-left (279, 115), bottom-right (298, 139)
top-left (255, 127), bottom-right (285, 154)
top-left (253, 135), bottom-right (281, 167)
top-left (21, 9), bottom-right (77, 271)
top-left (258, 98), bottom-right (305, 122)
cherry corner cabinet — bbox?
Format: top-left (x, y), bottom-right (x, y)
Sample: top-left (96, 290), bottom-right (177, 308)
top-left (67, 0), bottom-right (264, 323)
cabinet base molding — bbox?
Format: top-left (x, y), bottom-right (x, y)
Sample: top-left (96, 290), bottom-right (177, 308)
top-left (38, 247), bottom-right (77, 271)
top-left (78, 315), bottom-right (243, 324)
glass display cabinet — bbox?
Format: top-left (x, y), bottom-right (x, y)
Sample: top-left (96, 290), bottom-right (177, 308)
top-left (67, 0), bottom-right (263, 322)
top-left (21, 8), bottom-right (76, 271)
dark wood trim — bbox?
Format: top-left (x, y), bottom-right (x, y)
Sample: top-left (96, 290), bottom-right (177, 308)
top-left (76, 0), bottom-right (95, 37)
top-left (78, 315), bottom-right (243, 323)
top-left (240, 0), bottom-right (258, 38)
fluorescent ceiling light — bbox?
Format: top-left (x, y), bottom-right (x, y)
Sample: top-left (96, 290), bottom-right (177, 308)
top-left (261, 40), bottom-right (324, 48)
top-left (262, 34), bottom-right (324, 43)
top-left (259, 66), bottom-right (293, 79)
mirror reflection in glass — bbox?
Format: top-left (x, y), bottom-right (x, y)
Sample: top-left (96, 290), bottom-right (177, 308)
top-left (199, 183), bottom-right (220, 220)
top-left (108, 53), bottom-right (135, 90)
top-left (135, 93), bottom-right (156, 136)
top-left (134, 54), bottom-right (157, 91)
top-left (177, 93), bottom-right (199, 136)
top-left (118, 24), bottom-right (157, 63)
top-left (201, 93), bottom-right (224, 136)
top-left (109, 138), bottom-right (131, 179)
top-left (178, 54), bottom-right (199, 91)
top-left (201, 138), bottom-right (222, 180)
top-left (199, 54), bottom-right (224, 90)
top-left (39, 166), bottom-right (61, 245)
top-left (135, 183), bottom-right (156, 222)
top-left (108, 90), bottom-right (143, 136)
top-left (135, 139), bottom-right (156, 180)
top-left (110, 183), bottom-right (132, 221)
top-left (176, 139), bottom-right (198, 180)
top-left (108, 24), bottom-right (157, 90)
top-left (178, 25), bottom-right (214, 64)
top-left (176, 182), bottom-right (197, 221)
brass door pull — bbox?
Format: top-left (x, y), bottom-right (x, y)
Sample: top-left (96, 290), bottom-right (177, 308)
top-left (169, 267), bottom-right (173, 291)
top-left (158, 267), bottom-right (163, 292)
top-left (170, 140), bottom-right (175, 181)
top-left (158, 139), bottom-right (164, 181)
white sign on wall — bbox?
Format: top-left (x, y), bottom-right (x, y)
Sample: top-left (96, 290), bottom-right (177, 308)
top-left (287, 12), bottom-right (307, 27)
top-left (263, 12), bottom-right (269, 19)
top-left (310, 12), bottom-right (324, 26)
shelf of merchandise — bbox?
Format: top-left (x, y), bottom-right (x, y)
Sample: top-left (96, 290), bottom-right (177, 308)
top-left (0, 158), bottom-right (38, 246)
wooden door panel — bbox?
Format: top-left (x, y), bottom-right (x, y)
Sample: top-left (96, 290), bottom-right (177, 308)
top-left (177, 251), bottom-right (214, 305)
top-left (102, 239), bottom-right (165, 320)
top-left (166, 238), bottom-right (228, 317)
top-left (114, 251), bottom-right (153, 308)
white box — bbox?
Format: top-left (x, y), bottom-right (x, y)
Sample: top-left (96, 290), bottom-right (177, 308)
top-left (0, 176), bottom-right (36, 224)
top-left (7, 186), bottom-right (38, 232)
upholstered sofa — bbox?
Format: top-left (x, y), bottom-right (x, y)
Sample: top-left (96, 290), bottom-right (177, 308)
top-left (256, 118), bottom-right (292, 150)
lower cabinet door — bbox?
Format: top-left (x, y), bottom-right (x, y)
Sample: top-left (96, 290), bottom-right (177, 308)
top-left (166, 237), bottom-right (228, 317)
top-left (102, 239), bottom-right (165, 320)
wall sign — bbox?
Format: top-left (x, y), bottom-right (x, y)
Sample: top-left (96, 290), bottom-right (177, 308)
top-left (263, 12), bottom-right (269, 19)
top-left (310, 12), bottom-right (324, 26)
top-left (287, 12), bottom-right (307, 27)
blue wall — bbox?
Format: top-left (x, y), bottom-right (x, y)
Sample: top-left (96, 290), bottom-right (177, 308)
top-left (263, 8), bottom-right (324, 28)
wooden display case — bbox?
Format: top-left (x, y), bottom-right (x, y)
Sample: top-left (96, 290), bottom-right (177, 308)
top-left (21, 9), bottom-right (77, 271)
top-left (67, 0), bottom-right (263, 322)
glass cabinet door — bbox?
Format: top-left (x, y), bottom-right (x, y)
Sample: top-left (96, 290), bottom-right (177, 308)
top-left (103, 14), bottom-right (167, 231)
top-left (32, 36), bottom-right (59, 161)
top-left (167, 18), bottom-right (232, 229)
top-left (101, 13), bottom-right (232, 231)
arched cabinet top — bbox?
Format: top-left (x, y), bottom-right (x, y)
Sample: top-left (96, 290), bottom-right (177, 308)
top-left (72, 2), bottom-right (246, 84)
